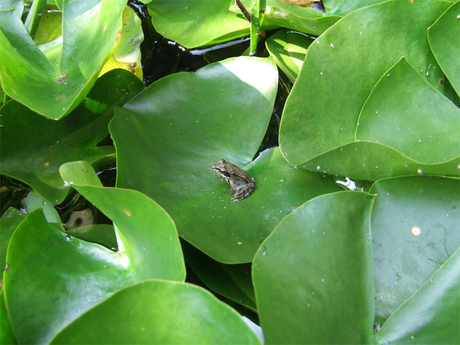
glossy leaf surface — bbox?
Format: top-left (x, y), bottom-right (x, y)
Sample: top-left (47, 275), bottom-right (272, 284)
top-left (370, 176), bottom-right (460, 322)
top-left (0, 0), bottom-right (126, 119)
top-left (280, 0), bottom-right (459, 176)
top-left (265, 29), bottom-right (314, 82)
top-left (59, 161), bottom-right (185, 281)
top-left (323, 0), bottom-right (386, 16)
top-left (356, 58), bottom-right (460, 164)
top-left (253, 192), bottom-right (375, 344)
top-left (0, 69), bottom-right (143, 203)
top-left (299, 142), bottom-right (460, 182)
top-left (4, 162), bottom-right (184, 344)
top-left (99, 6), bottom-right (144, 79)
top-left (428, 0), bottom-right (460, 95)
top-left (51, 280), bottom-right (262, 344)
top-left (0, 291), bottom-right (15, 345)
top-left (147, 0), bottom-right (249, 48)
top-left (110, 57), bottom-right (343, 263)
top-left (374, 246), bottom-right (460, 344)
top-left (260, 0), bottom-right (341, 36)
top-left (0, 209), bottom-right (24, 288)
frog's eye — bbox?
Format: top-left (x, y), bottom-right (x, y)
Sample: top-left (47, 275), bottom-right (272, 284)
top-left (218, 159), bottom-right (226, 164)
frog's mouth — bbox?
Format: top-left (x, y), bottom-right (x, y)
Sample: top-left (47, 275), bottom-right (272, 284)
top-left (213, 168), bottom-right (231, 179)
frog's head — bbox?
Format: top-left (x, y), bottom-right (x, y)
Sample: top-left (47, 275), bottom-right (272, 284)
top-left (212, 159), bottom-right (231, 178)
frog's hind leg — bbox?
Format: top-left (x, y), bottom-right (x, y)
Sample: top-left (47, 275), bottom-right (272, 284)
top-left (234, 183), bottom-right (254, 200)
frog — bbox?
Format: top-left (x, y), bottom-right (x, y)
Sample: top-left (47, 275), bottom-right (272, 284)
top-left (212, 159), bottom-right (256, 203)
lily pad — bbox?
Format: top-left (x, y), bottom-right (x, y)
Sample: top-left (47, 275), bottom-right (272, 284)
top-left (261, 0), bottom-right (341, 36)
top-left (265, 29), bottom-right (314, 82)
top-left (99, 6), bottom-right (144, 79)
top-left (374, 246), bottom-right (460, 344)
top-left (0, 0), bottom-right (126, 119)
top-left (0, 209), bottom-right (24, 288)
top-left (0, 291), bottom-right (15, 345)
top-left (253, 191), bottom-right (375, 344)
top-left (323, 0), bottom-right (386, 16)
top-left (147, 0), bottom-right (249, 48)
top-left (50, 280), bottom-right (262, 344)
top-left (33, 9), bottom-right (62, 45)
top-left (22, 190), bottom-right (62, 223)
top-left (356, 58), bottom-right (460, 164)
top-left (110, 57), bottom-right (343, 263)
top-left (0, 69), bottom-right (144, 204)
top-left (3, 162), bottom-right (185, 344)
top-left (299, 141), bottom-right (460, 182)
top-left (370, 176), bottom-right (460, 323)
top-left (428, 0), bottom-right (460, 95)
top-left (280, 0), bottom-right (459, 170)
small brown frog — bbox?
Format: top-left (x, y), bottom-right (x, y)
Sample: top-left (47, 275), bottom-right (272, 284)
top-left (212, 159), bottom-right (256, 203)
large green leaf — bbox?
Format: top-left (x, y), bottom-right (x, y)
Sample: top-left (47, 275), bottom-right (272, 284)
top-left (280, 0), bottom-right (459, 175)
top-left (298, 142), bottom-right (460, 182)
top-left (0, 209), bottom-right (24, 289)
top-left (60, 161), bottom-right (185, 280)
top-left (34, 9), bottom-right (62, 44)
top-left (370, 176), bottom-right (460, 323)
top-left (147, 0), bottom-right (249, 48)
top-left (374, 246), bottom-right (460, 344)
top-left (22, 190), bottom-right (62, 223)
top-left (1, 1), bottom-right (23, 19)
top-left (260, 0), bottom-right (341, 36)
top-left (0, 291), bottom-right (15, 345)
top-left (99, 6), bottom-right (144, 79)
top-left (1, 192), bottom-right (61, 287)
top-left (323, 0), bottom-right (387, 16)
top-left (0, 0), bottom-right (126, 119)
top-left (428, 0), bottom-right (460, 95)
top-left (4, 162), bottom-right (185, 344)
top-left (265, 29), bottom-right (314, 82)
top-left (51, 280), bottom-right (262, 344)
top-left (110, 57), bottom-right (343, 263)
top-left (253, 192), bottom-right (375, 344)
top-left (0, 69), bottom-right (144, 204)
top-left (356, 58), bottom-right (460, 164)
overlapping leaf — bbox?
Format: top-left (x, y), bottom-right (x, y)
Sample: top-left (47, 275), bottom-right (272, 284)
top-left (147, 0), bottom-right (249, 48)
top-left (253, 192), bottom-right (375, 344)
top-left (3, 162), bottom-right (185, 344)
top-left (280, 0), bottom-right (460, 180)
top-left (266, 29), bottom-right (314, 82)
top-left (99, 6), bottom-right (144, 79)
top-left (259, 0), bottom-right (341, 36)
top-left (428, 0), bottom-right (460, 95)
top-left (355, 58), bottom-right (460, 164)
top-left (374, 246), bottom-right (460, 344)
top-left (370, 176), bottom-right (460, 322)
top-left (0, 0), bottom-right (126, 119)
top-left (51, 280), bottom-right (262, 344)
top-left (110, 57), bottom-right (343, 263)
top-left (0, 69), bottom-right (143, 203)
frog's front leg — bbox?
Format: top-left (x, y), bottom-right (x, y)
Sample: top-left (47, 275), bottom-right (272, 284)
top-left (226, 187), bottom-right (236, 195)
top-left (225, 180), bottom-right (236, 195)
